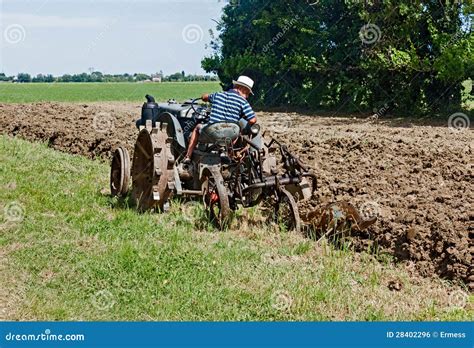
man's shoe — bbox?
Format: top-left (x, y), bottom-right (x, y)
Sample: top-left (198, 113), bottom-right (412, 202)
top-left (183, 157), bottom-right (192, 164)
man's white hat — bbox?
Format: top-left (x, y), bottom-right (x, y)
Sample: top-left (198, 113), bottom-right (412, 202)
top-left (233, 75), bottom-right (254, 95)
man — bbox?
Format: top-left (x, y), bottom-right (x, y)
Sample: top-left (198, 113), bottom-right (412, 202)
top-left (183, 76), bottom-right (257, 163)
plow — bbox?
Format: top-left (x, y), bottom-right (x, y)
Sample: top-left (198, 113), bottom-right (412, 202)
top-left (110, 95), bottom-right (376, 233)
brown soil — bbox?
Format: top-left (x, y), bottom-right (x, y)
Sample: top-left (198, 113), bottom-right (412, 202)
top-left (0, 102), bottom-right (139, 159)
top-left (0, 102), bottom-right (472, 288)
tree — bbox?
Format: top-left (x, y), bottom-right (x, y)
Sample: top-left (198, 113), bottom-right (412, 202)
top-left (17, 73), bottom-right (31, 83)
top-left (202, 0), bottom-right (473, 114)
top-left (60, 74), bottom-right (72, 82)
top-left (168, 72), bottom-right (185, 81)
top-left (134, 73), bottom-right (150, 81)
top-left (71, 73), bottom-right (89, 82)
top-left (44, 74), bottom-right (54, 83)
top-left (0, 73), bottom-right (12, 82)
top-left (90, 71), bottom-right (103, 82)
top-left (32, 74), bottom-right (45, 82)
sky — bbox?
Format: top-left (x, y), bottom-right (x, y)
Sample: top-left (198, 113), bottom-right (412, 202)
top-left (0, 0), bottom-right (228, 76)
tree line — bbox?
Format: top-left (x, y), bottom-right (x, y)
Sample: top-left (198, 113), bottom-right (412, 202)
top-left (202, 0), bottom-right (473, 114)
top-left (0, 71), bottom-right (218, 83)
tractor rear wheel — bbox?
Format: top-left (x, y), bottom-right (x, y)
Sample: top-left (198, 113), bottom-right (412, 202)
top-left (110, 146), bottom-right (130, 197)
top-left (202, 169), bottom-right (232, 229)
top-left (131, 127), bottom-right (174, 212)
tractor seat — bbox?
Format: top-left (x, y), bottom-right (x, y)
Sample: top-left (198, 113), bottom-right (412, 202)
top-left (199, 122), bottom-right (241, 146)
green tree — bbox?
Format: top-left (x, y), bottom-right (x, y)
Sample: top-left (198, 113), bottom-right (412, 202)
top-left (134, 73), bottom-right (150, 81)
top-left (32, 74), bottom-right (45, 82)
top-left (0, 73), bottom-right (12, 82)
top-left (202, 0), bottom-right (473, 114)
top-left (60, 74), bottom-right (72, 82)
top-left (44, 74), bottom-right (54, 83)
top-left (90, 71), bottom-right (103, 82)
top-left (167, 72), bottom-right (185, 81)
top-left (17, 73), bottom-right (31, 83)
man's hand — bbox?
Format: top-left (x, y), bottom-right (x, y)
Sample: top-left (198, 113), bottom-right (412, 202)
top-left (242, 119), bottom-right (258, 135)
top-left (248, 117), bottom-right (257, 125)
top-left (201, 94), bottom-right (210, 102)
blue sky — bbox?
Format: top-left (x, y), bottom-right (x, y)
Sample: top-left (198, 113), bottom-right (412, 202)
top-left (0, 0), bottom-right (227, 76)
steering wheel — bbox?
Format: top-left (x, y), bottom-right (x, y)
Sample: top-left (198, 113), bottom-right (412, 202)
top-left (191, 98), bottom-right (210, 120)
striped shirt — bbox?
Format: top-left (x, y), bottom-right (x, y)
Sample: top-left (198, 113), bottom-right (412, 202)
top-left (208, 90), bottom-right (256, 125)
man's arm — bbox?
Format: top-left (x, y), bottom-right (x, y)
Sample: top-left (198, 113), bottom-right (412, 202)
top-left (202, 92), bottom-right (219, 103)
top-left (242, 101), bottom-right (257, 124)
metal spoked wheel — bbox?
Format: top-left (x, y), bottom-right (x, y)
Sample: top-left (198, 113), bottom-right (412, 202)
top-left (131, 127), bottom-right (174, 212)
top-left (110, 146), bottom-right (131, 197)
top-left (274, 188), bottom-right (301, 232)
top-left (202, 169), bottom-right (232, 229)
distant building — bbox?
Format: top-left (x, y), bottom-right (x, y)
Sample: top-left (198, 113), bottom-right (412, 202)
top-left (151, 72), bottom-right (163, 83)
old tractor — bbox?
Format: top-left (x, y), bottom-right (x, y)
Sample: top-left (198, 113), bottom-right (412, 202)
top-left (110, 95), bottom-right (317, 231)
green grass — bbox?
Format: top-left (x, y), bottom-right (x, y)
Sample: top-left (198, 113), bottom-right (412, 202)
top-left (0, 135), bottom-right (472, 321)
top-left (0, 82), bottom-right (221, 103)
top-left (0, 80), bottom-right (471, 109)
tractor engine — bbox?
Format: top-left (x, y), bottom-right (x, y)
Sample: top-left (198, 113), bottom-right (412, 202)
top-left (136, 97), bottom-right (198, 140)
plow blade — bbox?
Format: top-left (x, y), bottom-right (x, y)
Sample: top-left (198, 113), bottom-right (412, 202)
top-left (301, 201), bottom-right (377, 234)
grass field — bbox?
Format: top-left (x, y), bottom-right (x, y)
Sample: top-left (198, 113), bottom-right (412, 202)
top-left (0, 82), bottom-right (221, 103)
top-left (1, 135), bottom-right (472, 321)
top-left (0, 81), bottom-right (471, 109)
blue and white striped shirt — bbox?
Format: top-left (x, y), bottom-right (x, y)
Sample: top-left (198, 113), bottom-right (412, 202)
top-left (208, 90), bottom-right (256, 125)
